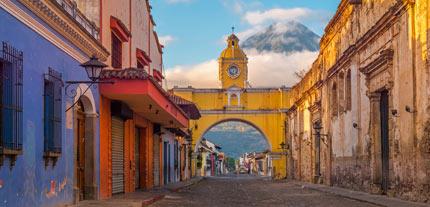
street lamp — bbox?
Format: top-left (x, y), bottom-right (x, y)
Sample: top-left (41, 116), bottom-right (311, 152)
top-left (279, 142), bottom-right (289, 155)
top-left (81, 55), bottom-right (108, 82)
top-left (313, 121), bottom-right (323, 132)
top-left (65, 55), bottom-right (114, 112)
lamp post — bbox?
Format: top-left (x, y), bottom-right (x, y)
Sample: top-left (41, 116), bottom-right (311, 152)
top-left (279, 141), bottom-right (289, 155)
top-left (65, 55), bottom-right (113, 112)
top-left (279, 141), bottom-right (289, 179)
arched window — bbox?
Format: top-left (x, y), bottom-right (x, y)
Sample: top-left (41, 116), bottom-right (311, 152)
top-left (346, 69), bottom-right (352, 111)
top-left (338, 72), bottom-right (345, 112)
top-left (230, 94), bottom-right (238, 106)
top-left (331, 82), bottom-right (338, 117)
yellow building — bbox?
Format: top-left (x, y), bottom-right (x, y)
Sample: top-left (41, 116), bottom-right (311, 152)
top-left (171, 33), bottom-right (292, 179)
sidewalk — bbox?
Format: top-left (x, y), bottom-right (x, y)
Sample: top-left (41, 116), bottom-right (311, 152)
top-left (292, 181), bottom-right (430, 207)
top-left (70, 177), bottom-right (203, 207)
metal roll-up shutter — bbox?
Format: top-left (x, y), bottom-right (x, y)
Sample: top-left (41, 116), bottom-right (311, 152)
top-left (153, 135), bottom-right (160, 186)
top-left (111, 116), bottom-right (125, 194)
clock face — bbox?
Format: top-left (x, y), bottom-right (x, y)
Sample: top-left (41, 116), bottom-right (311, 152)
top-left (228, 65), bottom-right (240, 78)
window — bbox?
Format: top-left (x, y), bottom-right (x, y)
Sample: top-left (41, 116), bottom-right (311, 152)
top-left (112, 33), bottom-right (122, 68)
top-left (338, 72), bottom-right (345, 112)
top-left (44, 68), bottom-right (63, 165)
top-left (0, 42), bottom-right (23, 168)
top-left (331, 82), bottom-right (338, 117)
top-left (137, 60), bottom-right (144, 69)
top-left (346, 69), bottom-right (352, 111)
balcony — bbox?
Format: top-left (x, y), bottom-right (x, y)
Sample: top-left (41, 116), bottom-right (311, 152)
top-left (53, 0), bottom-right (100, 39)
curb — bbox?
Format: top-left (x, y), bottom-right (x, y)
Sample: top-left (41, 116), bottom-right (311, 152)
top-left (298, 183), bottom-right (430, 207)
top-left (168, 177), bottom-right (204, 193)
top-left (141, 194), bottom-right (165, 207)
top-left (142, 178), bottom-right (204, 206)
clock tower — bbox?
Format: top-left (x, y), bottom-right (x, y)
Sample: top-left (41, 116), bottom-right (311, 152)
top-left (218, 33), bottom-right (248, 89)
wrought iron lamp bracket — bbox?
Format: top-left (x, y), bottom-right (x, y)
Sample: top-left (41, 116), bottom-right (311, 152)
top-left (65, 80), bottom-right (114, 112)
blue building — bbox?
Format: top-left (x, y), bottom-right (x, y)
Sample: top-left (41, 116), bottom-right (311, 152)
top-left (0, 0), bottom-right (108, 206)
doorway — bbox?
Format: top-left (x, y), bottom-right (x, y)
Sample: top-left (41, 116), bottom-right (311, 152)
top-left (111, 116), bottom-right (125, 194)
top-left (76, 101), bottom-right (85, 201)
top-left (135, 127), bottom-right (141, 189)
top-left (379, 90), bottom-right (390, 193)
top-left (73, 88), bottom-right (97, 202)
top-left (163, 141), bottom-right (169, 185)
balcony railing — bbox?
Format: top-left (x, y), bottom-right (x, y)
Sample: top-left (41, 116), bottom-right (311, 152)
top-left (54, 0), bottom-right (100, 40)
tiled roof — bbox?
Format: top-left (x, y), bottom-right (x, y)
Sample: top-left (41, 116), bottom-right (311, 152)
top-left (100, 68), bottom-right (149, 79)
top-left (168, 94), bottom-right (201, 120)
top-left (168, 94), bottom-right (194, 105)
top-left (100, 68), bottom-right (192, 121)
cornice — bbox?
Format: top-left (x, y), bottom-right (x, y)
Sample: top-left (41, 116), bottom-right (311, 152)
top-left (327, 45), bottom-right (355, 79)
top-left (325, 0), bottom-right (405, 78)
top-left (308, 101), bottom-right (321, 113)
top-left (321, 0), bottom-right (351, 49)
top-left (359, 49), bottom-right (394, 78)
top-left (18, 0), bottom-right (109, 60)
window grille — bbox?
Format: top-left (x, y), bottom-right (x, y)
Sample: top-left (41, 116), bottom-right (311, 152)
top-left (0, 41), bottom-right (23, 169)
top-left (44, 68), bottom-right (63, 155)
top-left (137, 60), bottom-right (144, 69)
top-left (112, 33), bottom-right (122, 68)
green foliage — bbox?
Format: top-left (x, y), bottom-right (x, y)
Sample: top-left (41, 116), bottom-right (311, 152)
top-left (196, 154), bottom-right (202, 169)
top-left (225, 157), bottom-right (237, 172)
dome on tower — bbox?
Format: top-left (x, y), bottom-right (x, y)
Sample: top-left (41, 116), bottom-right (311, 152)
top-left (219, 33), bottom-right (247, 59)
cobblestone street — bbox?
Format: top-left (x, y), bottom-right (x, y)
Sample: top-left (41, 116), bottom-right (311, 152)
top-left (150, 176), bottom-right (379, 207)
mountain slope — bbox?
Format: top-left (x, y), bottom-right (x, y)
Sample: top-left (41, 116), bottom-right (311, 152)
top-left (203, 122), bottom-right (269, 158)
top-left (242, 21), bottom-right (320, 54)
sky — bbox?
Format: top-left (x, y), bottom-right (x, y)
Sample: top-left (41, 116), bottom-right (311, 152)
top-left (150, 0), bottom-right (340, 88)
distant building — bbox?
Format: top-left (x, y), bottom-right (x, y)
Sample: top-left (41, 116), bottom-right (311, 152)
top-left (238, 152), bottom-right (271, 176)
top-left (197, 139), bottom-right (225, 177)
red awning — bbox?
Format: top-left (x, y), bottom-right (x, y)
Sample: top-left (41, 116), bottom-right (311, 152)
top-left (100, 68), bottom-right (189, 128)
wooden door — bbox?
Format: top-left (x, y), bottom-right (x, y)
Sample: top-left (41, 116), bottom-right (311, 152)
top-left (76, 105), bottom-right (85, 201)
top-left (380, 90), bottom-right (390, 193)
top-left (135, 128), bottom-right (140, 189)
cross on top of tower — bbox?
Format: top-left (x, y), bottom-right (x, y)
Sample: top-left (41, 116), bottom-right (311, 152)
top-left (232, 26), bottom-right (235, 34)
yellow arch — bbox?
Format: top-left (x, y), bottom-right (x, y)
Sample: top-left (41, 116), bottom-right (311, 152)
top-left (187, 111), bottom-right (287, 179)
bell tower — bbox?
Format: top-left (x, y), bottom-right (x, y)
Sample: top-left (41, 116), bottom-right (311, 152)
top-left (218, 32), bottom-right (248, 89)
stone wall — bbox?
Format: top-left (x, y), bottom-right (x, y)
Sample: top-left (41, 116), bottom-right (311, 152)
top-left (286, 0), bottom-right (430, 203)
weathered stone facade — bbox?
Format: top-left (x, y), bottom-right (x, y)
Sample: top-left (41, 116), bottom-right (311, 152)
top-left (287, 0), bottom-right (430, 203)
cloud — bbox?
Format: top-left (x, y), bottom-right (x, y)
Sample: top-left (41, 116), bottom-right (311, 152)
top-left (166, 0), bottom-right (193, 4)
top-left (246, 50), bottom-right (318, 87)
top-left (166, 60), bottom-right (219, 88)
top-left (165, 50), bottom-right (318, 88)
top-left (159, 35), bottom-right (175, 46)
top-left (244, 8), bottom-right (312, 25)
